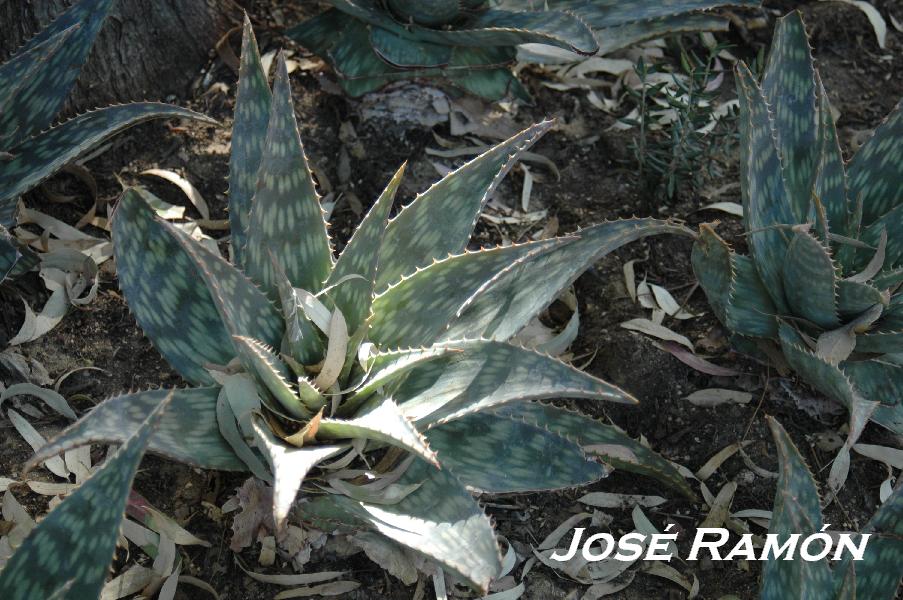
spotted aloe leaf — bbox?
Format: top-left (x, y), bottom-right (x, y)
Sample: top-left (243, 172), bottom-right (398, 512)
top-left (232, 336), bottom-right (317, 419)
top-left (163, 220), bottom-right (284, 353)
top-left (426, 411), bottom-right (606, 493)
top-left (813, 75), bottom-right (849, 239)
top-left (112, 189), bottom-right (236, 385)
top-left (0, 103), bottom-right (215, 210)
top-left (849, 99), bottom-right (903, 225)
top-left (0, 390), bottom-right (171, 600)
top-left (444, 218), bottom-right (694, 342)
top-left (252, 417), bottom-right (346, 530)
top-left (229, 16), bottom-right (272, 267)
top-left (763, 417), bottom-right (903, 599)
top-left (832, 483), bottom-right (903, 598)
top-left (760, 11), bottom-right (818, 221)
top-left (0, 27), bottom-right (76, 141)
top-left (243, 53), bottom-right (333, 297)
top-left (317, 398), bottom-right (438, 466)
top-left (326, 164), bottom-right (403, 334)
top-left (300, 457), bottom-right (501, 592)
top-left (370, 238), bottom-right (568, 348)
top-left (526, 0), bottom-right (760, 27)
top-left (782, 231), bottom-right (840, 329)
top-left (393, 340), bottom-right (636, 427)
top-left (735, 62), bottom-right (792, 314)
top-left (761, 417), bottom-right (833, 599)
top-left (690, 224), bottom-right (732, 324)
top-left (493, 401), bottom-right (697, 500)
top-left (591, 12), bottom-right (732, 55)
top-left (376, 120), bottom-right (552, 289)
top-left (30, 387), bottom-right (245, 471)
top-left (0, 0), bottom-right (113, 146)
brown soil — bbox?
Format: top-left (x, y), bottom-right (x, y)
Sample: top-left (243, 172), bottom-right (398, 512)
top-left (1, 1), bottom-right (901, 599)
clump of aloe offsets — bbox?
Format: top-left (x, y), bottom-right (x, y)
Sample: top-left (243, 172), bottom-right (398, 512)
top-left (692, 12), bottom-right (903, 479)
top-left (27, 18), bottom-right (697, 593)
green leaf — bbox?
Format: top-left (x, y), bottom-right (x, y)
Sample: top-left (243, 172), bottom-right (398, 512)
top-left (691, 224), bottom-right (735, 325)
top-left (430, 9), bottom-right (599, 55)
top-left (832, 482), bottom-right (903, 598)
top-left (369, 27), bottom-right (453, 68)
top-left (849, 98), bottom-right (903, 225)
top-left (813, 75), bottom-right (850, 242)
top-left (760, 10), bottom-right (818, 221)
top-left (163, 220), bottom-right (284, 354)
top-left (855, 331), bottom-right (903, 355)
top-left (0, 388), bottom-right (170, 600)
top-left (302, 456), bottom-right (501, 593)
top-left (448, 63), bottom-right (530, 102)
top-left (351, 341), bottom-right (489, 402)
top-left (493, 401), bottom-right (697, 500)
top-left (592, 12), bottom-right (732, 55)
top-left (394, 340), bottom-right (635, 427)
top-left (0, 28), bottom-right (75, 143)
top-left (537, 0), bottom-right (760, 29)
top-left (778, 322), bottom-right (863, 415)
top-left (229, 16), bottom-right (272, 267)
top-left (272, 251), bottom-right (324, 365)
top-left (761, 416), bottom-right (833, 600)
top-left (836, 279), bottom-right (886, 317)
top-left (782, 230), bottom-right (841, 329)
top-left (376, 121), bottom-right (552, 289)
top-left (0, 103), bottom-right (215, 210)
top-left (331, 1), bottom-right (599, 55)
top-left (232, 336), bottom-right (319, 419)
top-left (112, 189), bottom-right (236, 385)
top-left (243, 53), bottom-right (333, 298)
top-left (736, 62), bottom-right (794, 313)
top-left (216, 377), bottom-right (272, 482)
top-left (318, 398), bottom-right (438, 466)
top-left (426, 411), bottom-right (605, 493)
top-left (29, 387), bottom-right (246, 471)
top-left (370, 238), bottom-right (567, 349)
top-left (251, 416), bottom-right (345, 530)
top-left (444, 218), bottom-right (693, 341)
top-left (842, 359), bottom-right (903, 435)
top-left (857, 205), bottom-right (903, 273)
top-left (286, 8), bottom-right (349, 58)
top-left (0, 0), bottom-right (114, 146)
top-left (326, 164), bottom-right (404, 334)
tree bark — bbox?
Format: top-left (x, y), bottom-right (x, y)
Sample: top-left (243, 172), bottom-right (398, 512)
top-left (0, 0), bottom-right (241, 111)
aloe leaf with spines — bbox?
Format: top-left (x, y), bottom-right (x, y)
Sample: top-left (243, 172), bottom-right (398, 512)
top-left (692, 11), bottom-right (903, 438)
top-left (0, 0), bottom-right (215, 229)
top-left (35, 21), bottom-right (695, 593)
top-left (761, 417), bottom-right (903, 599)
top-left (0, 390), bottom-right (172, 600)
top-left (288, 0), bottom-right (760, 101)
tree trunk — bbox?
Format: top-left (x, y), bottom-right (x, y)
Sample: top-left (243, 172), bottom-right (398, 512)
top-left (0, 0), bottom-right (241, 111)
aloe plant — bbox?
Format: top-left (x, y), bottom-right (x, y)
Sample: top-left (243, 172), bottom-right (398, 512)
top-left (0, 0), bottom-right (213, 280)
top-left (25, 20), bottom-right (698, 593)
top-left (692, 12), bottom-right (903, 438)
top-left (762, 417), bottom-right (903, 599)
top-left (0, 392), bottom-right (171, 600)
top-left (288, 0), bottom-right (760, 100)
